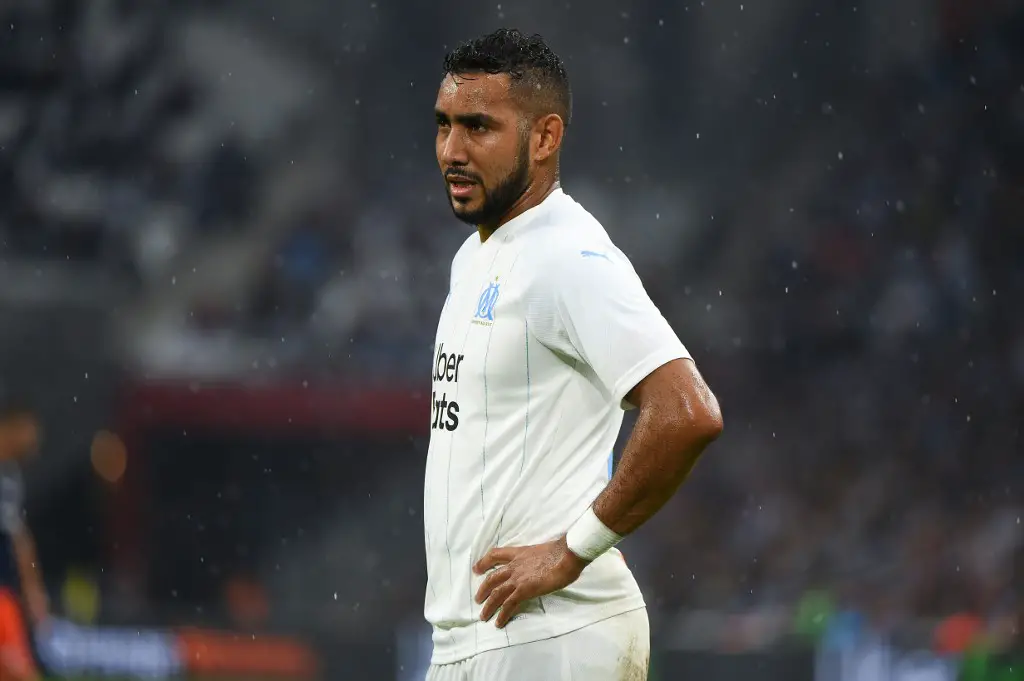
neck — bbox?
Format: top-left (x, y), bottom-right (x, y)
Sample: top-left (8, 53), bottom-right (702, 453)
top-left (477, 175), bottom-right (559, 242)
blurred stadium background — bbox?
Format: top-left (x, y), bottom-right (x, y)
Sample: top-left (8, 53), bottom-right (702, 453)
top-left (0, 0), bottom-right (1020, 679)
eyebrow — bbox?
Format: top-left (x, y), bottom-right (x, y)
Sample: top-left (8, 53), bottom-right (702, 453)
top-left (435, 110), bottom-right (497, 128)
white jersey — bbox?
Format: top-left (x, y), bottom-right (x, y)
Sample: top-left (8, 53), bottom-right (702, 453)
top-left (424, 188), bottom-right (690, 664)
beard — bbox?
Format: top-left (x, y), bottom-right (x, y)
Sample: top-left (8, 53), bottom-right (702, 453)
top-left (447, 139), bottom-right (531, 228)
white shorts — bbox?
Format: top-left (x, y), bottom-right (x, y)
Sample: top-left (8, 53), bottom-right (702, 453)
top-left (425, 608), bottom-right (649, 681)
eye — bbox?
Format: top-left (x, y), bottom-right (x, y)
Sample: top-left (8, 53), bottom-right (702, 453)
top-left (460, 116), bottom-right (489, 133)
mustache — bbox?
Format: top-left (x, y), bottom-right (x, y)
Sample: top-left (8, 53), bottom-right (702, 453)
top-left (445, 169), bottom-right (482, 184)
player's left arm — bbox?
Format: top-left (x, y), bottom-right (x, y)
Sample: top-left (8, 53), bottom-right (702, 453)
top-left (474, 243), bottom-right (722, 627)
top-left (11, 526), bottom-right (49, 626)
top-left (592, 356), bottom-right (721, 536)
top-left (2, 483), bottom-right (48, 627)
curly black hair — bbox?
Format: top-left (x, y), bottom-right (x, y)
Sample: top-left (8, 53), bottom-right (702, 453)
top-left (443, 28), bottom-right (571, 126)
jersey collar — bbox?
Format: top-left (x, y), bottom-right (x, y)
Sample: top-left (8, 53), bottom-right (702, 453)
top-left (489, 187), bottom-right (564, 243)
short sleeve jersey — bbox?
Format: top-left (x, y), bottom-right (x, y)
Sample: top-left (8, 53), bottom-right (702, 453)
top-left (423, 188), bottom-right (690, 664)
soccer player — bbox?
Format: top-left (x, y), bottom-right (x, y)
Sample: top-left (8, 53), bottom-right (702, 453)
top-left (425, 28), bottom-right (723, 681)
top-left (0, 399), bottom-right (46, 681)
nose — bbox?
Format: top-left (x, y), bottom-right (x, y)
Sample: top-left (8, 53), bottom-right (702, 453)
top-left (438, 127), bottom-right (469, 167)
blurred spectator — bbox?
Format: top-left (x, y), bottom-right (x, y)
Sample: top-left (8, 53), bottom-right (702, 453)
top-left (0, 400), bottom-right (44, 681)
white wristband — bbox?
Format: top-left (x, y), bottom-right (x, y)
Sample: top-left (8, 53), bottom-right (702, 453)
top-left (565, 507), bottom-right (621, 562)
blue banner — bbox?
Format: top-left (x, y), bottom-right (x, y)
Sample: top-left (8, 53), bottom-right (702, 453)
top-left (35, 618), bottom-right (182, 679)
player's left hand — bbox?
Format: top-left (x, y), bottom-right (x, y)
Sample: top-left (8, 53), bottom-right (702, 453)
top-left (472, 536), bottom-right (588, 628)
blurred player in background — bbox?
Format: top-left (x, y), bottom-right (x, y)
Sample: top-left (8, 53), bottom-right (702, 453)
top-left (425, 28), bottom-right (723, 681)
top-left (0, 399), bottom-right (46, 681)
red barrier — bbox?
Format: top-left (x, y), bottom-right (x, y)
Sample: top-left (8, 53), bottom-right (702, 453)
top-left (175, 628), bottom-right (319, 678)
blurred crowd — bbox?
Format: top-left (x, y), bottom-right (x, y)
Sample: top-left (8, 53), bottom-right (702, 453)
top-left (0, 0), bottom-right (1020, 660)
top-left (647, 3), bottom-right (1023, 648)
top-left (644, 3), bottom-right (1024, 650)
top-left (0, 0), bottom-right (258, 274)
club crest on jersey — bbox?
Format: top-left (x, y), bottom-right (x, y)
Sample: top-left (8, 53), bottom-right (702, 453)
top-left (472, 281), bottom-right (500, 325)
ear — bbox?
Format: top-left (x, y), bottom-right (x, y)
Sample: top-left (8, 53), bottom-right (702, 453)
top-left (531, 113), bottom-right (564, 163)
